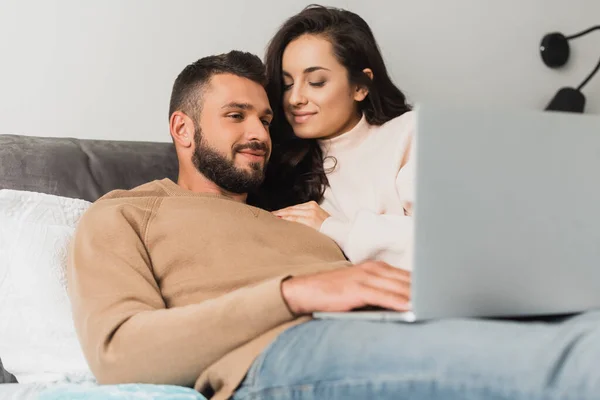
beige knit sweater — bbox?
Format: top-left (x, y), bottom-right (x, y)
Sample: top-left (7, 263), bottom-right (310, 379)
top-left (67, 178), bottom-right (349, 399)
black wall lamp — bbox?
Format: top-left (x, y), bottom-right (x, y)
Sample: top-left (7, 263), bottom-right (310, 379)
top-left (540, 25), bottom-right (600, 113)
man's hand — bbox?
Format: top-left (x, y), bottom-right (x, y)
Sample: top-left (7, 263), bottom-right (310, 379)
top-left (281, 261), bottom-right (411, 315)
top-left (273, 201), bottom-right (330, 231)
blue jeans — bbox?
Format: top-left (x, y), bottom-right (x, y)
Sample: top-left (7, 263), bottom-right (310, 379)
top-left (232, 312), bottom-right (600, 400)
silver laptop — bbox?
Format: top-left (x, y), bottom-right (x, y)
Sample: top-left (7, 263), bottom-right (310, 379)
top-left (314, 104), bottom-right (600, 323)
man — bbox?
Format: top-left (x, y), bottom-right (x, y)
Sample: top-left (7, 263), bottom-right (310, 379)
top-left (67, 50), bottom-right (409, 399)
top-left (69, 51), bottom-right (600, 400)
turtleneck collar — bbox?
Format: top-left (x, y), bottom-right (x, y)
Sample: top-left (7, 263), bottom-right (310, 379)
top-left (318, 114), bottom-right (371, 156)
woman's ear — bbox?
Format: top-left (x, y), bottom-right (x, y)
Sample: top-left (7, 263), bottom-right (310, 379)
top-left (170, 111), bottom-right (194, 149)
top-left (354, 68), bottom-right (374, 102)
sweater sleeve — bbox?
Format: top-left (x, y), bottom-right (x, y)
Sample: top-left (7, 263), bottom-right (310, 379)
top-left (320, 128), bottom-right (415, 270)
top-left (67, 200), bottom-right (295, 387)
top-left (319, 207), bottom-right (413, 270)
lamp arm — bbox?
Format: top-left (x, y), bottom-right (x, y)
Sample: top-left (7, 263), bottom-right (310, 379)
top-left (566, 25), bottom-right (600, 41)
top-left (577, 56), bottom-right (600, 91)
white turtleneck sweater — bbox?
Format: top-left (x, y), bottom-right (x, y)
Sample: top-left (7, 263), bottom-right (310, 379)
top-left (318, 111), bottom-right (415, 270)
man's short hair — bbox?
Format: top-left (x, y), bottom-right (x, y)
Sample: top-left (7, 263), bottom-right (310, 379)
top-left (169, 50), bottom-right (267, 123)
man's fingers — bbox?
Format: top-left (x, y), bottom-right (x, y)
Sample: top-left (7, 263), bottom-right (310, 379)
top-left (362, 262), bottom-right (411, 283)
top-left (359, 285), bottom-right (410, 312)
top-left (360, 275), bottom-right (410, 300)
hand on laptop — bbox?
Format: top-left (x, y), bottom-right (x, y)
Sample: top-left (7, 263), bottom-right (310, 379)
top-left (281, 261), bottom-right (411, 316)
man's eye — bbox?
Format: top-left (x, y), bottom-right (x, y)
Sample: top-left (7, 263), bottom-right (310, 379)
top-left (261, 119), bottom-right (272, 127)
top-left (228, 113), bottom-right (244, 120)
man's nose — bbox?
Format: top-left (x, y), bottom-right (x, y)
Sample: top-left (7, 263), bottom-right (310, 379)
top-left (246, 117), bottom-right (270, 142)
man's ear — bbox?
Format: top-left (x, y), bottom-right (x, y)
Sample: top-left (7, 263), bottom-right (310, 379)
top-left (354, 68), bottom-right (374, 102)
top-left (170, 111), bottom-right (194, 148)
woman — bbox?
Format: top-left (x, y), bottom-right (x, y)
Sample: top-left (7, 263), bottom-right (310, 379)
top-left (257, 4), bottom-right (415, 270)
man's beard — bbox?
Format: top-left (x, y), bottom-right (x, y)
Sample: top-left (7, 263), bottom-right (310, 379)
top-left (191, 125), bottom-right (268, 194)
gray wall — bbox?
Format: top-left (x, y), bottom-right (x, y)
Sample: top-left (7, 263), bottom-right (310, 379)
top-left (1, 0), bottom-right (599, 141)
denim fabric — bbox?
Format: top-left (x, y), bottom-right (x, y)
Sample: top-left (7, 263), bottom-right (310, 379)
top-left (233, 312), bottom-right (600, 400)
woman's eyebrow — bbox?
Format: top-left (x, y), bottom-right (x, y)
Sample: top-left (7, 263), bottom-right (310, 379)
top-left (282, 66), bottom-right (331, 77)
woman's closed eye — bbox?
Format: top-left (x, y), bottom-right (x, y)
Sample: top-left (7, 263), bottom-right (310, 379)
top-left (283, 81), bottom-right (325, 91)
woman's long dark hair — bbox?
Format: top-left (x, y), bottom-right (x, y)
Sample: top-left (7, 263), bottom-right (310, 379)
top-left (250, 4), bottom-right (411, 211)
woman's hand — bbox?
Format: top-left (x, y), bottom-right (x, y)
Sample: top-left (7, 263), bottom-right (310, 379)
top-left (273, 201), bottom-right (330, 230)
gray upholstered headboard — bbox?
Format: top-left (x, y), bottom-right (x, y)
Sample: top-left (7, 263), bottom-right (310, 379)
top-left (0, 134), bottom-right (178, 202)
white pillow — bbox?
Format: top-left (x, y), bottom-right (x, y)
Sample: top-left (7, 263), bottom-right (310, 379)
top-left (0, 189), bottom-right (94, 383)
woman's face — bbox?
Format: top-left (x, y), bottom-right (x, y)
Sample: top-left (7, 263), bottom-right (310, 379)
top-left (281, 34), bottom-right (366, 140)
